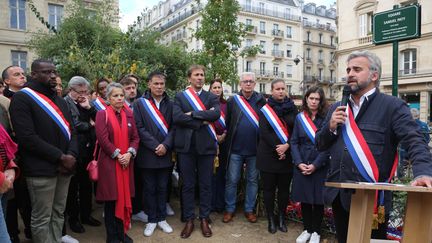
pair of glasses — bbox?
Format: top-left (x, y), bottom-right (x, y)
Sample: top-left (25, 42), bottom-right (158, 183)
top-left (72, 88), bottom-right (89, 95)
top-left (241, 80), bottom-right (255, 84)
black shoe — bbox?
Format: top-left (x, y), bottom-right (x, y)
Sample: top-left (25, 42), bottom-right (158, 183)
top-left (267, 214), bottom-right (277, 234)
top-left (124, 234), bottom-right (133, 243)
top-left (82, 216), bottom-right (102, 226)
top-left (69, 219), bottom-right (85, 233)
top-left (278, 212), bottom-right (287, 232)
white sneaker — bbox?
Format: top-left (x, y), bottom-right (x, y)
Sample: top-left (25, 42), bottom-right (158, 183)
top-left (309, 232), bottom-right (321, 243)
top-left (296, 230), bottom-right (311, 243)
top-left (157, 220), bottom-right (173, 233)
top-left (62, 234), bottom-right (79, 243)
top-left (166, 203), bottom-right (175, 216)
top-left (132, 211), bottom-right (148, 223)
top-left (144, 223), bottom-right (157, 237)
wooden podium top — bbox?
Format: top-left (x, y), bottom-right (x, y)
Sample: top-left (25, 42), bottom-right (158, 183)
top-left (325, 182), bottom-right (432, 193)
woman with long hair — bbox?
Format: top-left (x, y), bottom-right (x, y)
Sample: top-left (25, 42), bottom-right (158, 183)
top-left (291, 86), bottom-right (329, 243)
top-left (208, 78), bottom-right (227, 213)
top-left (95, 83), bottom-right (139, 243)
top-left (256, 79), bottom-right (297, 233)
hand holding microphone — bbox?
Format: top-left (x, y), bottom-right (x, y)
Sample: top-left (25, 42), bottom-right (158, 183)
top-left (329, 85), bottom-right (351, 132)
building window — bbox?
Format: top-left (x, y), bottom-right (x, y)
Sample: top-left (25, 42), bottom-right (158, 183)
top-left (286, 26), bottom-right (292, 38)
top-left (259, 83), bottom-right (266, 93)
top-left (259, 41), bottom-right (266, 54)
top-left (245, 0), bottom-right (252, 11)
top-left (10, 0), bottom-right (26, 30)
top-left (48, 4), bottom-right (64, 30)
top-left (260, 62), bottom-right (266, 75)
top-left (330, 51), bottom-right (334, 63)
top-left (196, 19), bottom-right (200, 30)
top-left (318, 50), bottom-right (323, 62)
top-left (246, 19), bottom-right (252, 26)
top-left (401, 49), bottom-right (417, 75)
top-left (259, 2), bottom-right (265, 14)
top-left (305, 66), bottom-right (311, 76)
top-left (359, 12), bottom-right (373, 37)
top-left (330, 69), bottom-right (335, 82)
top-left (318, 68), bottom-right (323, 80)
top-left (306, 31), bottom-right (311, 42)
top-left (273, 65), bottom-right (279, 76)
top-left (286, 45), bottom-right (292, 58)
top-left (330, 36), bottom-right (334, 46)
top-left (246, 61), bottom-right (252, 72)
top-left (273, 24), bottom-right (279, 34)
top-left (286, 85), bottom-right (292, 95)
top-left (232, 83), bottom-right (238, 93)
top-left (286, 65), bottom-right (292, 78)
top-left (306, 48), bottom-right (311, 60)
top-left (259, 21), bottom-right (266, 34)
top-left (245, 39), bottom-right (253, 48)
top-left (11, 51), bottom-right (27, 70)
top-left (284, 8), bottom-right (291, 18)
top-left (319, 33), bottom-right (323, 44)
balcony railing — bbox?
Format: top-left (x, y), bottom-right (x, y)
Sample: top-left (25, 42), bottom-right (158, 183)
top-left (271, 50), bottom-right (284, 58)
top-left (159, 7), bottom-right (202, 31)
top-left (252, 69), bottom-right (285, 78)
top-left (272, 29), bottom-right (284, 38)
top-left (240, 4), bottom-right (301, 22)
top-left (358, 35), bottom-right (372, 45)
top-left (246, 25), bottom-right (257, 34)
top-left (303, 20), bottom-right (336, 32)
top-left (171, 31), bottom-right (187, 41)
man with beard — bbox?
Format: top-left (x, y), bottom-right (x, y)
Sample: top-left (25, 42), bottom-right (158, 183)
top-left (315, 50), bottom-right (432, 243)
top-left (120, 76), bottom-right (138, 108)
top-left (9, 59), bottom-right (78, 243)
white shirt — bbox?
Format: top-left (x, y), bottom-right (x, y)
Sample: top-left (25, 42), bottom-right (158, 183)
top-left (349, 88), bottom-right (376, 118)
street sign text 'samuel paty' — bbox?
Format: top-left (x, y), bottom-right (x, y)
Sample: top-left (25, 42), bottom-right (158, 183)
top-left (373, 4), bottom-right (420, 44)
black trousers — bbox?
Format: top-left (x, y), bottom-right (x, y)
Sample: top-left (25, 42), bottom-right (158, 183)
top-left (6, 175), bottom-right (32, 238)
top-left (178, 152), bottom-right (214, 220)
top-left (132, 163), bottom-right (143, 215)
top-left (211, 155), bottom-right (226, 212)
top-left (141, 167), bottom-right (170, 223)
top-left (104, 201), bottom-right (126, 243)
top-left (332, 194), bottom-right (388, 243)
top-left (261, 171), bottom-right (292, 216)
top-left (301, 203), bottom-right (324, 234)
top-left (66, 158), bottom-right (93, 222)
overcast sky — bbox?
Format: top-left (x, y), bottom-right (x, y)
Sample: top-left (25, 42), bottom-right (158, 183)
top-left (119, 0), bottom-right (336, 31)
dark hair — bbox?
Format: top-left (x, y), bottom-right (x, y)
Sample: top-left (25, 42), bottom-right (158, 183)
top-left (119, 77), bottom-right (136, 87)
top-left (120, 74), bottom-right (140, 84)
top-left (1, 65), bottom-right (18, 81)
top-left (95, 77), bottom-right (110, 95)
top-left (187, 64), bottom-right (205, 77)
top-left (31, 58), bottom-right (54, 72)
top-left (270, 79), bottom-right (285, 90)
top-left (147, 71), bottom-right (166, 82)
top-left (209, 78), bottom-right (226, 103)
top-left (302, 86), bottom-right (328, 118)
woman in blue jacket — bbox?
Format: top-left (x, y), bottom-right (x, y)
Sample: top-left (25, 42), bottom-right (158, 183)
top-left (290, 86), bottom-right (329, 243)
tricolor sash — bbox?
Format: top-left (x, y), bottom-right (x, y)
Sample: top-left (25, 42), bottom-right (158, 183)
top-left (260, 104), bottom-right (289, 144)
top-left (342, 105), bottom-right (398, 228)
top-left (297, 111), bottom-right (318, 143)
top-left (182, 88), bottom-right (217, 141)
top-left (139, 97), bottom-right (169, 137)
top-left (21, 87), bottom-right (71, 141)
top-left (233, 94), bottom-right (259, 129)
top-left (216, 110), bottom-right (226, 129)
top-left (93, 97), bottom-right (107, 111)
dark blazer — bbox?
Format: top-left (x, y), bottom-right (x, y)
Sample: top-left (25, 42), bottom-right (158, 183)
top-left (316, 91), bottom-right (432, 210)
top-left (256, 101), bottom-right (297, 173)
top-left (9, 81), bottom-right (78, 177)
top-left (290, 113), bottom-right (329, 204)
top-left (133, 91), bottom-right (174, 169)
top-left (225, 91), bottom-right (266, 161)
top-left (95, 108), bottom-right (139, 201)
top-left (173, 89), bottom-right (220, 155)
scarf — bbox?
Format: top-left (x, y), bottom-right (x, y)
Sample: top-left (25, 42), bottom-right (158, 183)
top-left (105, 106), bottom-right (131, 232)
top-left (267, 96), bottom-right (296, 117)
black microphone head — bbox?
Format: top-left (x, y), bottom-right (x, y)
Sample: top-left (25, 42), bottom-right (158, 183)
top-left (342, 85), bottom-right (351, 95)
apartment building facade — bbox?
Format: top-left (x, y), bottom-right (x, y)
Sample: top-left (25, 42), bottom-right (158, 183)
top-left (139, 0), bottom-right (336, 97)
top-left (0, 0), bottom-right (119, 72)
top-left (336, 0), bottom-right (432, 121)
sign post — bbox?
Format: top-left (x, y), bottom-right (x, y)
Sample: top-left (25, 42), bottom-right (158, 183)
top-left (373, 4), bottom-right (421, 97)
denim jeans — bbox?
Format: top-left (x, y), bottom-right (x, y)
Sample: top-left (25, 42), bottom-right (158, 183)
top-left (225, 154), bottom-right (258, 213)
top-left (0, 194), bottom-right (12, 243)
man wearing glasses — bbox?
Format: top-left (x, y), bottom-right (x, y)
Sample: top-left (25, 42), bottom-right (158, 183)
top-left (223, 72), bottom-right (266, 223)
top-left (64, 76), bottom-right (101, 234)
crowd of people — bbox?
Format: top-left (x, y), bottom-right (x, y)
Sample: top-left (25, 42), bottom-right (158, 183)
top-left (0, 50), bottom-right (431, 243)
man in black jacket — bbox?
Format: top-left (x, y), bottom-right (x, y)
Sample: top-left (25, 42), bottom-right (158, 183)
top-left (315, 50), bottom-right (432, 243)
top-left (223, 72), bottom-right (266, 224)
top-left (173, 65), bottom-right (220, 238)
top-left (9, 59), bottom-right (78, 243)
top-left (133, 71), bottom-right (174, 237)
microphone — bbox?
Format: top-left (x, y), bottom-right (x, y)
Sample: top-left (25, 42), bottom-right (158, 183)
top-left (341, 85), bottom-right (351, 106)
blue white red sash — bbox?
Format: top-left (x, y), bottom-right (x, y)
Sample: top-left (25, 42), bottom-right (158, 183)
top-left (139, 97), bottom-right (169, 137)
top-left (93, 97), bottom-right (107, 111)
top-left (182, 88), bottom-right (217, 141)
top-left (261, 104), bottom-right (289, 144)
top-left (233, 95), bottom-right (259, 129)
top-left (21, 87), bottom-right (71, 141)
top-left (216, 110), bottom-right (226, 129)
top-left (297, 111), bottom-right (317, 143)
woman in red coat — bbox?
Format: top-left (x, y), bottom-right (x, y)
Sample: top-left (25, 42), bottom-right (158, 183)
top-left (95, 82), bottom-right (139, 243)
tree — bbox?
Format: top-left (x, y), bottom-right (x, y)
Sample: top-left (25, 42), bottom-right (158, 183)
top-left (194, 0), bottom-right (259, 85)
top-left (28, 0), bottom-right (192, 91)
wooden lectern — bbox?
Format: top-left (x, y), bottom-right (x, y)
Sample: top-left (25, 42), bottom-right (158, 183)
top-left (325, 182), bottom-right (432, 243)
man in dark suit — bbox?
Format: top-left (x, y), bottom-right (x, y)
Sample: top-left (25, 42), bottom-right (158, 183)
top-left (173, 65), bottom-right (220, 238)
top-left (315, 50), bottom-right (432, 243)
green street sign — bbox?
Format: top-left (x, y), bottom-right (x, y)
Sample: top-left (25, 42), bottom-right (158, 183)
top-left (373, 5), bottom-right (420, 44)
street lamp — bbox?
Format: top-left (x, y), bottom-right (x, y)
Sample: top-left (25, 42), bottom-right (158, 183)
top-left (293, 55), bottom-right (305, 95)
top-left (293, 55), bottom-right (303, 66)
